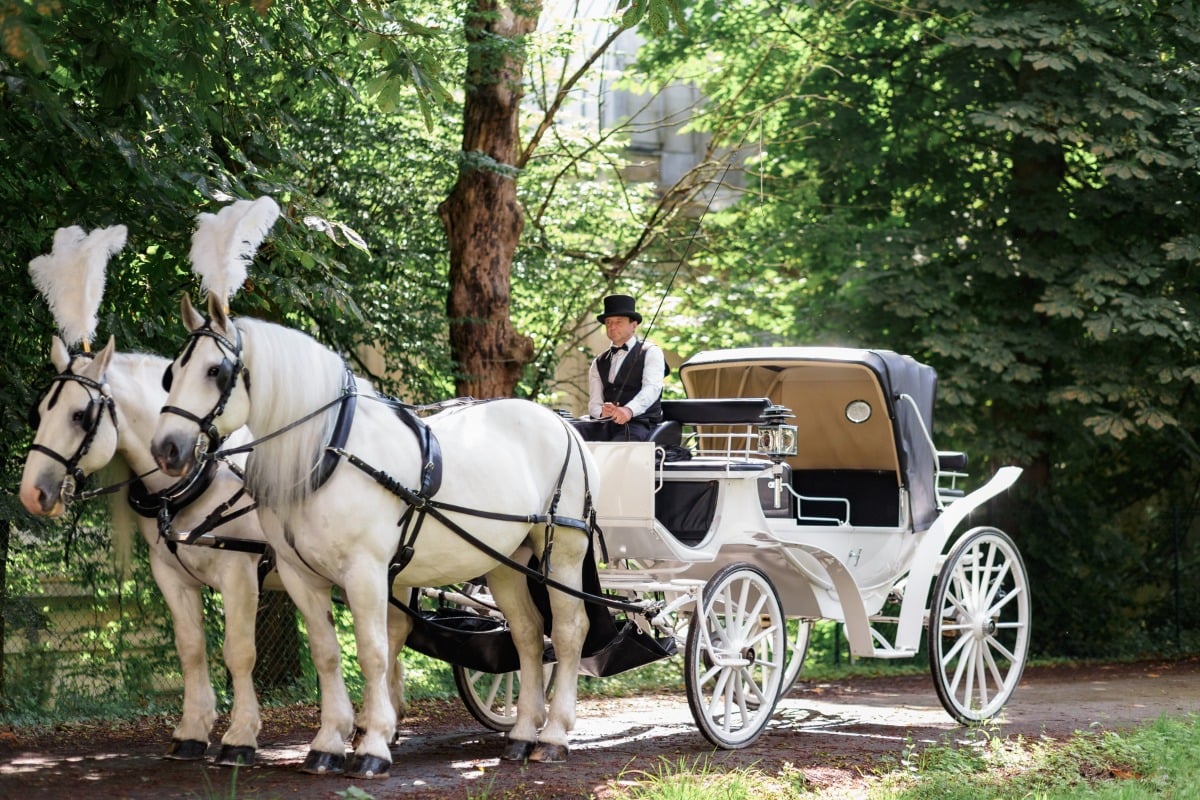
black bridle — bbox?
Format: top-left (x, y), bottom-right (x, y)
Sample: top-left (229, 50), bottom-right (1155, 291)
top-left (160, 321), bottom-right (248, 455)
top-left (27, 358), bottom-right (118, 502)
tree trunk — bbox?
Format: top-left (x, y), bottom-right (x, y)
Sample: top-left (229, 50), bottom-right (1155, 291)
top-left (438, 0), bottom-right (539, 399)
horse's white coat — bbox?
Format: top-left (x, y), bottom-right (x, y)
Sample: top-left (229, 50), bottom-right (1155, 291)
top-left (18, 338), bottom-right (266, 755)
top-left (151, 296), bottom-right (598, 771)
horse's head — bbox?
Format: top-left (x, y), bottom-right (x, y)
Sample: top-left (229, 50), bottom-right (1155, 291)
top-left (20, 336), bottom-right (119, 517)
top-left (151, 293), bottom-right (251, 477)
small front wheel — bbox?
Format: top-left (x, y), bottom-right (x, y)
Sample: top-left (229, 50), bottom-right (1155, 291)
top-left (780, 618), bottom-right (813, 695)
top-left (928, 526), bottom-right (1031, 723)
top-left (453, 663), bottom-right (556, 733)
top-left (685, 563), bottom-right (786, 748)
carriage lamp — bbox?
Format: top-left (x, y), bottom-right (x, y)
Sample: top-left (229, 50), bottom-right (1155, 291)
top-left (758, 404), bottom-right (797, 511)
top-left (757, 404), bottom-right (798, 461)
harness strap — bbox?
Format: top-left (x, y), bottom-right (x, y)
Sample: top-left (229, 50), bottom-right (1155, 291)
top-left (29, 368), bottom-right (117, 499)
top-left (332, 423), bottom-right (645, 617)
top-left (311, 368), bottom-right (358, 490)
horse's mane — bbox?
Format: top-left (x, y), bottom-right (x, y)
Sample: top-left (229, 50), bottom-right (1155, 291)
top-left (98, 350), bottom-right (170, 578)
top-left (237, 317), bottom-right (361, 510)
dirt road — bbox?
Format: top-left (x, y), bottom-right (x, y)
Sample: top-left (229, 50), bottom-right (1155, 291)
top-left (2, 657), bottom-right (1198, 799)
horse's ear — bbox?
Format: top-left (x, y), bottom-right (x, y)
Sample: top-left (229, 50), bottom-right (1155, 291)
top-left (50, 336), bottom-right (70, 372)
top-left (206, 292), bottom-right (229, 332)
top-left (180, 293), bottom-right (205, 333)
top-left (90, 336), bottom-right (117, 377)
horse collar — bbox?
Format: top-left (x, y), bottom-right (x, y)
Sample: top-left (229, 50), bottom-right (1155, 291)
top-left (127, 457), bottom-right (219, 520)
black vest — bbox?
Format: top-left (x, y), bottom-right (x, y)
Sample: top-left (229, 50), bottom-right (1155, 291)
top-left (596, 340), bottom-right (664, 423)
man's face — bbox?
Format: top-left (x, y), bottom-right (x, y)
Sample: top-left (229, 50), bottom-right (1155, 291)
top-left (605, 316), bottom-right (637, 346)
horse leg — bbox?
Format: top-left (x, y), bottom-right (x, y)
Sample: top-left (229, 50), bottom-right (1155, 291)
top-left (486, 564), bottom-right (549, 761)
top-left (529, 531), bottom-right (589, 762)
top-left (386, 604), bottom-right (412, 725)
top-left (339, 564), bottom-right (395, 779)
top-left (212, 559), bottom-right (262, 767)
top-left (353, 603), bottom-right (410, 749)
top-left (150, 555), bottom-right (216, 760)
top-left (276, 561), bottom-right (355, 775)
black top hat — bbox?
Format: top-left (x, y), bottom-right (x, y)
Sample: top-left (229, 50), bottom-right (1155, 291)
top-left (597, 294), bottom-right (642, 324)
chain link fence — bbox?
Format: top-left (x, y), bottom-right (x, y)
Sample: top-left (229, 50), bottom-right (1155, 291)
top-left (0, 513), bottom-right (316, 722)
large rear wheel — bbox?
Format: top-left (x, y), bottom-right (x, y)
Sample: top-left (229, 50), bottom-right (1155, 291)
top-left (685, 563), bottom-right (786, 748)
top-left (928, 526), bottom-right (1031, 723)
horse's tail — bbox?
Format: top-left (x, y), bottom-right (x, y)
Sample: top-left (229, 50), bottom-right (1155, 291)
top-left (101, 459), bottom-right (137, 579)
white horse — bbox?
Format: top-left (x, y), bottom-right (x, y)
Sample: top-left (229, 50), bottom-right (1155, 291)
top-left (18, 336), bottom-right (269, 766)
top-left (150, 294), bottom-right (598, 778)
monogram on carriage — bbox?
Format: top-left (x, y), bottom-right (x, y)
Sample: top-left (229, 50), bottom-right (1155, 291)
top-left (22, 195), bottom-right (1030, 780)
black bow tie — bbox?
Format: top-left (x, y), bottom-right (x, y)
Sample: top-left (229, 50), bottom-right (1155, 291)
top-left (609, 343), bottom-right (628, 354)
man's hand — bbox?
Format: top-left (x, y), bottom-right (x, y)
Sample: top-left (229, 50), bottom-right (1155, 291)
top-left (602, 402), bottom-right (633, 424)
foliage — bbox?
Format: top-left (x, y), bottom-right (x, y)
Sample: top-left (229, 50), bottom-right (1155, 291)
top-left (3, 0), bottom-right (1200, 733)
top-left (0, 508), bottom-right (191, 720)
top-left (628, 0), bottom-right (1200, 659)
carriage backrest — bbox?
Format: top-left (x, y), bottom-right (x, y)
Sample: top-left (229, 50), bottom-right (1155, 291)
top-left (678, 347), bottom-right (942, 530)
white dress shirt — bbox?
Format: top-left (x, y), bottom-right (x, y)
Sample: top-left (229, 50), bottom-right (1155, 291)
top-left (587, 337), bottom-right (666, 419)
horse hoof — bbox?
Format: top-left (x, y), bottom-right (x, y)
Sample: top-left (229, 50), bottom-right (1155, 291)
top-left (500, 738), bottom-right (536, 762)
top-left (346, 753), bottom-right (391, 779)
top-left (214, 745), bottom-right (255, 767)
top-left (299, 749), bottom-right (345, 775)
top-left (164, 738), bottom-right (208, 760)
top-left (529, 742), bottom-right (569, 763)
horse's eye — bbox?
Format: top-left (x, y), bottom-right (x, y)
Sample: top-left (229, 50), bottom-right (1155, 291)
top-left (207, 365), bottom-right (221, 378)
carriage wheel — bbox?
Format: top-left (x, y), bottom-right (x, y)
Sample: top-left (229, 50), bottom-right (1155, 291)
top-left (685, 563), bottom-right (786, 749)
top-left (928, 526), bottom-right (1031, 724)
top-left (453, 663), bottom-right (556, 733)
top-left (780, 618), bottom-right (812, 695)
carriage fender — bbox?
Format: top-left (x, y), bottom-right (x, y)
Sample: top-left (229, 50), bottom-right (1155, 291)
top-left (892, 465), bottom-right (1023, 650)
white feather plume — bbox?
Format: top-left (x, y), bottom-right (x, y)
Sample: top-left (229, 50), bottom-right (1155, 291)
top-left (28, 224), bottom-right (128, 349)
top-left (189, 196), bottom-right (281, 307)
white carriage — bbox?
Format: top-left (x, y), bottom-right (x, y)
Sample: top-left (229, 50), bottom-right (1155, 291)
top-left (441, 346), bottom-right (1029, 749)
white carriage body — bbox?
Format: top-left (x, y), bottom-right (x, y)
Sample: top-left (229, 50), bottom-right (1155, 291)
top-left (592, 346), bottom-right (1022, 660)
top-left (424, 346), bottom-right (1028, 745)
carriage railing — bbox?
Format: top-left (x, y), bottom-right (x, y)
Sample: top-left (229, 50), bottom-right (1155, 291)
top-left (678, 424), bottom-right (857, 526)
top-left (682, 424), bottom-right (767, 460)
top-left (897, 393), bottom-right (971, 507)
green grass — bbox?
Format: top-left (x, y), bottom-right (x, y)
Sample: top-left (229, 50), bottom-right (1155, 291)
top-left (594, 714), bottom-right (1200, 800)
